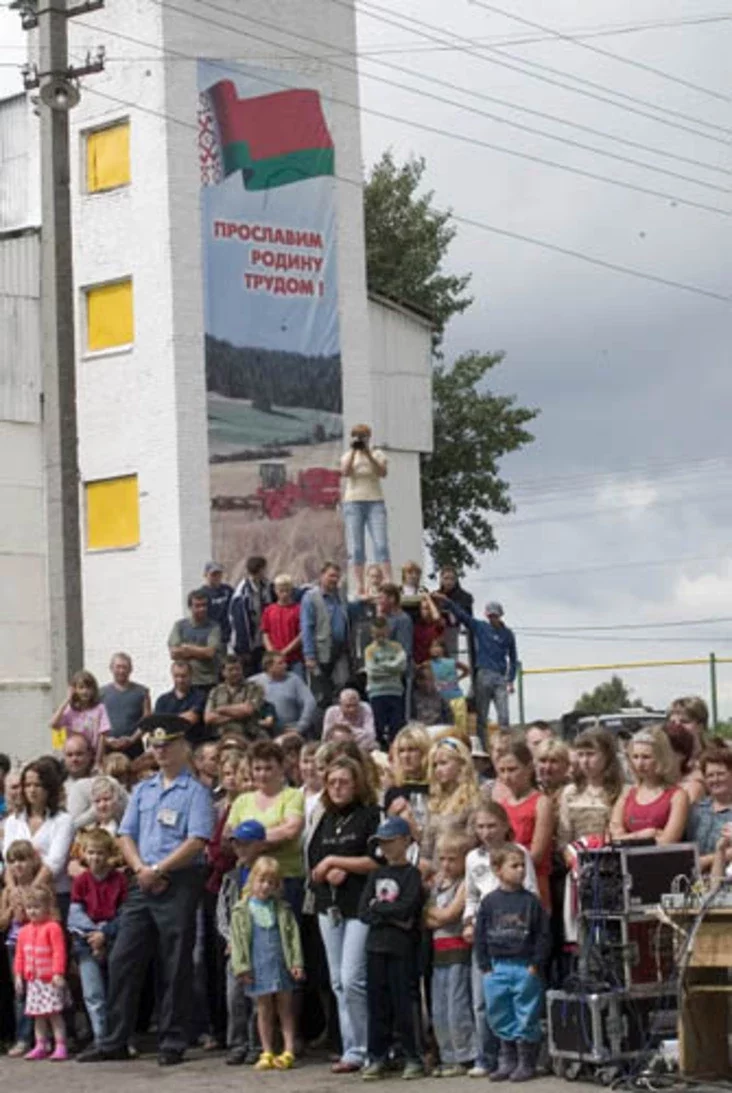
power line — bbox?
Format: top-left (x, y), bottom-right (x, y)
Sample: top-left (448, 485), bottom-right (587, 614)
top-left (473, 550), bottom-right (732, 582)
top-left (75, 7), bottom-right (732, 219)
top-left (354, 0), bottom-right (732, 145)
top-left (518, 630), bottom-right (732, 645)
top-left (511, 466), bottom-right (732, 504)
top-left (509, 454), bottom-right (732, 496)
top-left (84, 7), bottom-right (732, 181)
top-left (3, 10), bottom-right (732, 55)
top-left (448, 214), bottom-right (730, 300)
top-left (144, 0), bottom-right (732, 213)
top-left (498, 487), bottom-right (732, 530)
top-left (82, 82), bottom-right (730, 305)
top-left (92, 47), bottom-right (732, 182)
top-left (355, 12), bottom-right (732, 55)
top-left (468, 0), bottom-right (732, 106)
top-left (520, 615), bottom-right (732, 632)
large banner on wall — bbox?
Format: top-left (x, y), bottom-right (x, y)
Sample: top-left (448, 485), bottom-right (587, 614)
top-left (197, 61), bottom-right (346, 586)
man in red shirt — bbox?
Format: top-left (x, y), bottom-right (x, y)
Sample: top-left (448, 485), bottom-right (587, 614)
top-left (261, 574), bottom-right (303, 676)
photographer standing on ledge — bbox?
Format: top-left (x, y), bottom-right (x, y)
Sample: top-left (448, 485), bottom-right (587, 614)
top-left (340, 424), bottom-right (392, 597)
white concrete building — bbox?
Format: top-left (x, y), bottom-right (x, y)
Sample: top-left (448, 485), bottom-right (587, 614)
top-left (0, 94), bottom-right (49, 761)
top-left (0, 1), bottom-right (432, 760)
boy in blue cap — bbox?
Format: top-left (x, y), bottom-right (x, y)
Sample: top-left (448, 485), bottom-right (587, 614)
top-left (358, 816), bottom-right (425, 1080)
top-left (216, 820), bottom-right (266, 1065)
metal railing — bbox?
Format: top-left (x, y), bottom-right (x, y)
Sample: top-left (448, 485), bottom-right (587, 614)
top-left (515, 653), bottom-right (731, 726)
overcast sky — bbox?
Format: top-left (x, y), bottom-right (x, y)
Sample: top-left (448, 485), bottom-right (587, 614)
top-left (354, 0), bottom-right (732, 720)
top-left (2, 2), bottom-right (731, 721)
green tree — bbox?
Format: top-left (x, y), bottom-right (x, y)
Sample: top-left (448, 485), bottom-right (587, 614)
top-left (363, 152), bottom-right (472, 347)
top-left (363, 151), bottom-right (537, 571)
top-left (422, 352), bottom-right (536, 572)
top-left (573, 675), bottom-right (644, 715)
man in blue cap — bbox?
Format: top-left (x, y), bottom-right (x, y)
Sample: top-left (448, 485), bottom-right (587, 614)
top-left (77, 718), bottom-right (215, 1066)
top-left (434, 594), bottom-right (517, 730)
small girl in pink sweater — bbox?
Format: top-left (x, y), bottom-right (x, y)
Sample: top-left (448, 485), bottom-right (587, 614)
top-left (14, 885), bottom-right (69, 1060)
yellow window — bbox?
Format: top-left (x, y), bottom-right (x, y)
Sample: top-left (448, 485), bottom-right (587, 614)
top-left (86, 279), bottom-right (133, 352)
top-left (85, 474), bottom-right (140, 551)
top-left (86, 122), bottom-right (130, 192)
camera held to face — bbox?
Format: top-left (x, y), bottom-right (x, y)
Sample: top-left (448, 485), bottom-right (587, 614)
top-left (351, 437), bottom-right (366, 450)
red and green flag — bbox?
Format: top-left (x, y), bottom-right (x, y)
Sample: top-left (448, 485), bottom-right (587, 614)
top-left (207, 79), bottom-right (334, 191)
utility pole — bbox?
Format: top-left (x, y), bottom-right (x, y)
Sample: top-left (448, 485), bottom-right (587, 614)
top-left (12, 0), bottom-right (104, 701)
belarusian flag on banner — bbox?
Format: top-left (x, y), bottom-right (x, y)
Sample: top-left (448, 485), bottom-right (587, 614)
top-left (203, 79), bottom-right (334, 191)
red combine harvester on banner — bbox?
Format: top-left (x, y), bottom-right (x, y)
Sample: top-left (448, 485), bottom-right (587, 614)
top-left (212, 462), bottom-right (341, 520)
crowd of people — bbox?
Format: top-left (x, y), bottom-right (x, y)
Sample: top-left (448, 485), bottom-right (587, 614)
top-left (1, 547), bottom-right (731, 1080)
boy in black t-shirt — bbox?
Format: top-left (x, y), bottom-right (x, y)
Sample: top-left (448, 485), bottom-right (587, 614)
top-left (358, 816), bottom-right (424, 1081)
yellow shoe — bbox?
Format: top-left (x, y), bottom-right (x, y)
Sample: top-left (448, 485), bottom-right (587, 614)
top-left (273, 1051), bottom-right (295, 1070)
top-left (254, 1052), bottom-right (275, 1070)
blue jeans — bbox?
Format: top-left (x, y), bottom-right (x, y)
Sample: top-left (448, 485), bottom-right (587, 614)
top-left (78, 950), bottom-right (108, 1043)
top-left (472, 949), bottom-right (498, 1068)
top-left (475, 669), bottom-right (510, 729)
top-left (431, 961), bottom-right (475, 1065)
top-left (483, 959), bottom-right (543, 1043)
top-left (342, 500), bottom-right (390, 565)
top-left (6, 944), bottom-right (32, 1044)
top-left (318, 913), bottom-right (369, 1066)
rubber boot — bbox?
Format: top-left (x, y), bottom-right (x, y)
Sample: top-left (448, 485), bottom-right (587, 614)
top-left (489, 1041), bottom-right (517, 1082)
top-left (509, 1041), bottom-right (536, 1082)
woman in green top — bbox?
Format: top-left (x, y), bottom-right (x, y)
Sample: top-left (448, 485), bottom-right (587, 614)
top-left (227, 739), bottom-right (305, 914)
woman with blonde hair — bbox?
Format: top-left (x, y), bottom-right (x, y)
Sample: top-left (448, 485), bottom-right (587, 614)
top-left (390, 724), bottom-right (431, 788)
top-left (610, 727), bottom-right (689, 844)
top-left (535, 737), bottom-right (571, 808)
top-left (384, 724), bottom-right (431, 843)
top-left (421, 737), bottom-right (479, 868)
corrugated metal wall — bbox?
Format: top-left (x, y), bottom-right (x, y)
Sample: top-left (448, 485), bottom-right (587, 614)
top-left (0, 92), bottom-right (41, 232)
top-left (0, 228), bottom-right (41, 423)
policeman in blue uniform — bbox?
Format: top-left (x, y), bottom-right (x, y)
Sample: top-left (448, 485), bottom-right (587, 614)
top-left (77, 717), bottom-right (215, 1066)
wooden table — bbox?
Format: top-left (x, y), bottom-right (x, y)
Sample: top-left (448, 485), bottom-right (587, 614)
top-left (671, 908), bottom-right (732, 1079)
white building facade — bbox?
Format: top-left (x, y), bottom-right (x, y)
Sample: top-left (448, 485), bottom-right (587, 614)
top-left (0, 0), bottom-right (432, 760)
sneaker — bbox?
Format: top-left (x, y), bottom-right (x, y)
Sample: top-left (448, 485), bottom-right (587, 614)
top-left (469, 1064), bottom-right (491, 1077)
top-left (440, 1065), bottom-right (468, 1078)
top-left (432, 1065), bottom-right (444, 1078)
top-left (8, 1041), bottom-right (31, 1058)
top-left (363, 1061), bottom-right (386, 1081)
top-left (403, 1061), bottom-right (425, 1080)
top-left (49, 1043), bottom-right (69, 1062)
